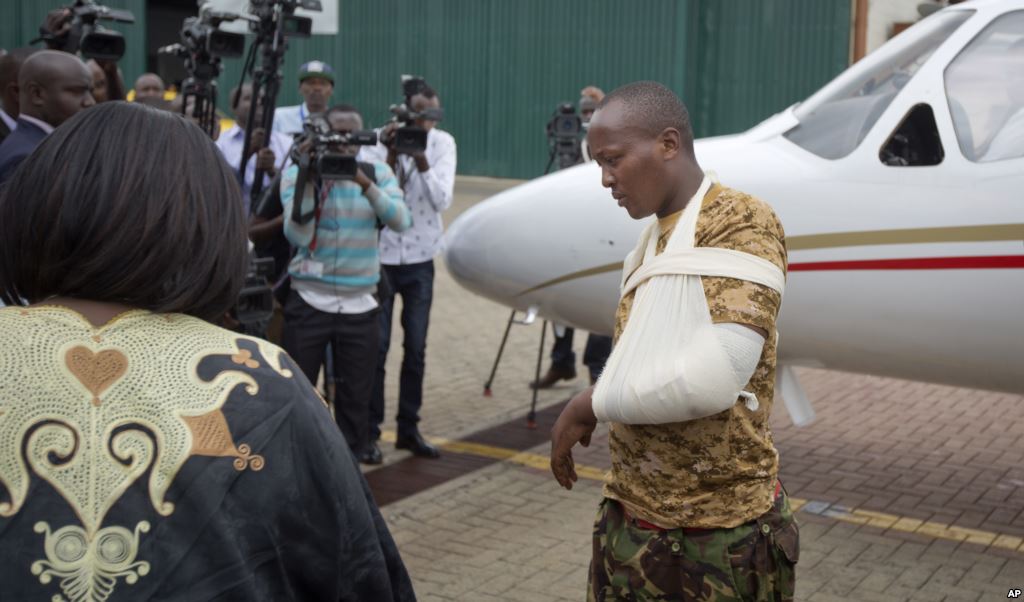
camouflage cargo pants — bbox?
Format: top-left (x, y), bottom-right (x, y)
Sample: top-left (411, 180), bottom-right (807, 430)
top-left (587, 492), bottom-right (799, 601)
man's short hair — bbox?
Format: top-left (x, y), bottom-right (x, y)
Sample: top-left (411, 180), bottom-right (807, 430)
top-left (599, 81), bottom-right (693, 142)
top-left (0, 102), bottom-right (248, 320)
top-left (326, 103), bottom-right (361, 120)
top-left (416, 85), bottom-right (437, 100)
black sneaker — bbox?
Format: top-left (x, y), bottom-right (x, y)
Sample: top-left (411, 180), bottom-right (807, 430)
top-left (358, 442), bottom-right (383, 465)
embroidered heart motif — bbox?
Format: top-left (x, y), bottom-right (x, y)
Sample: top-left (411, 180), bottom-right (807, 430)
top-left (65, 346), bottom-right (128, 407)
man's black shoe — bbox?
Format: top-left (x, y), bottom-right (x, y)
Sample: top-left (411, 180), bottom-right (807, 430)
top-left (395, 431), bottom-right (441, 458)
top-left (529, 365), bottom-right (577, 390)
top-left (358, 442), bottom-right (383, 465)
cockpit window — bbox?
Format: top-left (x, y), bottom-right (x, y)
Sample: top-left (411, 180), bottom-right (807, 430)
top-left (945, 11), bottom-right (1024, 163)
top-left (880, 104), bottom-right (944, 166)
top-left (784, 10), bottom-right (973, 160)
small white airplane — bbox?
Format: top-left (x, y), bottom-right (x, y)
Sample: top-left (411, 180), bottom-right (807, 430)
top-left (443, 0), bottom-right (1024, 423)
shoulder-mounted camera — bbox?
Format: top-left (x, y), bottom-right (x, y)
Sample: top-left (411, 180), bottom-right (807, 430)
top-left (294, 114), bottom-right (378, 181)
top-left (385, 75), bottom-right (444, 155)
top-left (36, 0), bottom-right (135, 61)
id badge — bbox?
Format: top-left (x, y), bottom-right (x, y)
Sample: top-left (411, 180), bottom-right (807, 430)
top-left (299, 259), bottom-right (325, 277)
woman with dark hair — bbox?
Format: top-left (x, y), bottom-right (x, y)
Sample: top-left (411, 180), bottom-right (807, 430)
top-left (0, 102), bottom-right (416, 602)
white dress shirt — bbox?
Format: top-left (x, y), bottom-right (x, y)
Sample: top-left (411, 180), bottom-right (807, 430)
top-left (364, 128), bottom-right (457, 265)
top-left (18, 114), bottom-right (55, 135)
top-left (215, 124), bottom-right (293, 213)
top-left (272, 102), bottom-right (310, 136)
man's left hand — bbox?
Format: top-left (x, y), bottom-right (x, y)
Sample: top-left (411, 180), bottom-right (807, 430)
top-left (550, 385), bottom-right (598, 490)
top-left (42, 9), bottom-right (72, 45)
top-left (256, 148), bottom-right (276, 173)
top-left (412, 151), bottom-right (430, 172)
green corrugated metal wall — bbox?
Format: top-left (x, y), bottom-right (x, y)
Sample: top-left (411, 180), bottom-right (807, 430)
top-left (1, 0), bottom-right (849, 178)
top-left (0, 0), bottom-right (147, 93)
top-left (219, 0), bottom-right (851, 178)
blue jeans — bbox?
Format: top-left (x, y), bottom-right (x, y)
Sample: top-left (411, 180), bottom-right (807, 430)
top-left (370, 260), bottom-right (434, 440)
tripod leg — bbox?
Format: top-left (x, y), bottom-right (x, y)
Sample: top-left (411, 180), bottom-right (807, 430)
top-left (483, 310), bottom-right (517, 396)
top-left (527, 319), bottom-right (547, 429)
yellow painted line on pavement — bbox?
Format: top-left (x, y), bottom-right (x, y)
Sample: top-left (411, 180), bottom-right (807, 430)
top-left (380, 430), bottom-right (606, 480)
top-left (380, 431), bottom-right (1023, 553)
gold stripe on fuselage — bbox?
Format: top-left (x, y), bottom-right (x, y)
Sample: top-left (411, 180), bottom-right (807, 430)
top-left (786, 223), bottom-right (1024, 251)
top-left (513, 224), bottom-right (1024, 296)
top-left (515, 262), bottom-right (624, 296)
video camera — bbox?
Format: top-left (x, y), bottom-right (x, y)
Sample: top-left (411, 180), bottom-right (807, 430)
top-left (287, 115), bottom-right (378, 226)
top-left (545, 102), bottom-right (583, 172)
top-left (248, 0), bottom-right (318, 38)
top-left (293, 114), bottom-right (378, 180)
top-left (386, 75), bottom-right (444, 155)
top-left (159, 7), bottom-right (248, 137)
top-left (35, 0), bottom-right (135, 61)
top-left (162, 10), bottom-right (247, 66)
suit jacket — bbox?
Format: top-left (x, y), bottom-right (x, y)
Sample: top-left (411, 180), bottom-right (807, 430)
top-left (0, 117), bottom-right (48, 185)
top-left (0, 118), bottom-right (10, 145)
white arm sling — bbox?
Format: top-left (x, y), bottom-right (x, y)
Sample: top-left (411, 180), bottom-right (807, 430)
top-left (591, 176), bottom-right (786, 424)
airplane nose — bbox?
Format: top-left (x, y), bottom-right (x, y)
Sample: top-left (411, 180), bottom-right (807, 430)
top-left (444, 182), bottom-right (545, 305)
top-left (444, 162), bottom-right (642, 330)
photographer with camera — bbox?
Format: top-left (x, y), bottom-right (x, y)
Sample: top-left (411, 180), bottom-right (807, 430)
top-left (281, 104), bottom-right (411, 465)
top-left (216, 83), bottom-right (292, 214)
top-left (0, 50), bottom-right (94, 184)
top-left (38, 3), bottom-right (131, 103)
top-left (364, 78), bottom-right (456, 462)
top-left (532, 86), bottom-right (614, 389)
top-left (273, 60), bottom-right (335, 136)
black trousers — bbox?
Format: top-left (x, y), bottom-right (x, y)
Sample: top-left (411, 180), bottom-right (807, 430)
top-left (282, 290), bottom-right (379, 454)
top-left (551, 327), bottom-right (613, 381)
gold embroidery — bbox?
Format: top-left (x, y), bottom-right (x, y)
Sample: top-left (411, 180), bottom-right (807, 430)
top-left (31, 522), bottom-right (150, 602)
top-left (0, 306), bottom-right (292, 601)
top-left (230, 349), bottom-right (260, 369)
top-left (65, 347), bottom-right (128, 407)
top-left (183, 410), bottom-right (265, 471)
top-left (233, 444), bottom-right (265, 472)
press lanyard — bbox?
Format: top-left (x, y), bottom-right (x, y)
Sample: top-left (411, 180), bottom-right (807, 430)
top-left (308, 181), bottom-right (332, 252)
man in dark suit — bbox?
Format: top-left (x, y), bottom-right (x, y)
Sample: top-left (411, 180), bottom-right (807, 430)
top-left (0, 50), bottom-right (94, 184)
top-left (0, 48), bottom-right (39, 145)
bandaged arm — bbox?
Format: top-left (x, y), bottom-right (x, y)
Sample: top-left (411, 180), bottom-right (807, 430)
top-left (593, 323), bottom-right (765, 424)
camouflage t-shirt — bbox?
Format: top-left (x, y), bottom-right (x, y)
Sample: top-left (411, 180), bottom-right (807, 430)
top-left (603, 183), bottom-right (788, 529)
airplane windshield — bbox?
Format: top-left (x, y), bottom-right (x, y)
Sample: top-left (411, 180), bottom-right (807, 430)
top-left (784, 10), bottom-right (974, 160)
top-left (945, 10), bottom-right (1024, 162)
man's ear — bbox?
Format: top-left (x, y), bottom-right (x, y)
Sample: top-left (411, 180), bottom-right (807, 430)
top-left (658, 127), bottom-right (681, 160)
top-left (26, 81), bottom-right (45, 108)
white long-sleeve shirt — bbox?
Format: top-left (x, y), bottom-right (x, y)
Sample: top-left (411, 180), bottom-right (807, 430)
top-left (364, 127), bottom-right (457, 265)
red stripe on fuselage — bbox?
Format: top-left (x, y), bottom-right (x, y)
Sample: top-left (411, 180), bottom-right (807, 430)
top-left (789, 255), bottom-right (1024, 271)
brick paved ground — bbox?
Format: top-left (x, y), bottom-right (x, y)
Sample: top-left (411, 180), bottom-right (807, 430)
top-left (372, 177), bottom-right (1024, 601)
